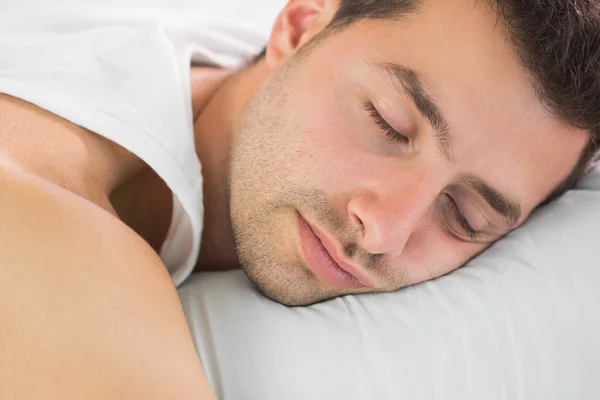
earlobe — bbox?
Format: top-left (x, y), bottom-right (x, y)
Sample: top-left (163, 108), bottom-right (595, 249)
top-left (264, 0), bottom-right (337, 69)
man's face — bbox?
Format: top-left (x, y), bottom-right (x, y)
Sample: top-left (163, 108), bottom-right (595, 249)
top-left (229, 0), bottom-right (588, 306)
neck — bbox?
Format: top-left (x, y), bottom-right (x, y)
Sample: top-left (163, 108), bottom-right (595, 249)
top-left (192, 62), bottom-right (271, 270)
top-left (111, 62), bottom-right (269, 262)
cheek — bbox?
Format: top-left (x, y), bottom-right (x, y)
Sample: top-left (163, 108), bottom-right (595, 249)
top-left (280, 56), bottom-right (375, 182)
top-left (294, 124), bottom-right (394, 199)
top-left (288, 95), bottom-right (392, 193)
top-left (401, 224), bottom-right (486, 284)
top-left (279, 47), bottom-right (410, 193)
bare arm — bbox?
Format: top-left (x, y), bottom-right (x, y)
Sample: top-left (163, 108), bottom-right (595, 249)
top-left (0, 166), bottom-right (214, 399)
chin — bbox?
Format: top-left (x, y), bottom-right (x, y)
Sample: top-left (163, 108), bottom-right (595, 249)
top-left (241, 262), bottom-right (342, 307)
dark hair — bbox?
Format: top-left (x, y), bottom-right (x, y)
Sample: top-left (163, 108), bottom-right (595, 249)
top-left (256, 0), bottom-right (600, 196)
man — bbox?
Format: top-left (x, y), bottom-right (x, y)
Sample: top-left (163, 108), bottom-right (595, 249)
top-left (0, 0), bottom-right (598, 398)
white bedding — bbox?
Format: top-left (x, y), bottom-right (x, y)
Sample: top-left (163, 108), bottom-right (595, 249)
top-left (179, 168), bottom-right (600, 400)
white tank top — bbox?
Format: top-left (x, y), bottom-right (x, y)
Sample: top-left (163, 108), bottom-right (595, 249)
top-left (0, 6), bottom-right (272, 285)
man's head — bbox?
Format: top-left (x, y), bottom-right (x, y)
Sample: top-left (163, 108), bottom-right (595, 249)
top-left (227, 0), bottom-right (600, 306)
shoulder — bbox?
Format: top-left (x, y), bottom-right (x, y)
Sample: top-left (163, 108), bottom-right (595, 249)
top-left (0, 167), bottom-right (214, 399)
top-left (0, 93), bottom-right (144, 202)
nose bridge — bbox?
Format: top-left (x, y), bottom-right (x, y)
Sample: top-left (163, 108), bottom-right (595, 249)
top-left (349, 167), bottom-right (443, 255)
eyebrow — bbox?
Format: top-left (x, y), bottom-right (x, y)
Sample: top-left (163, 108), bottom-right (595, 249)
top-left (373, 61), bottom-right (522, 227)
top-left (463, 174), bottom-right (522, 227)
top-left (374, 61), bottom-right (453, 161)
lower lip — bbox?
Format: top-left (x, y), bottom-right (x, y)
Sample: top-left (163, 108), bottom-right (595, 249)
top-left (297, 214), bottom-right (364, 289)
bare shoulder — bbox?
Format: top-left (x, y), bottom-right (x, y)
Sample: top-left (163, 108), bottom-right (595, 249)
top-left (0, 93), bottom-right (143, 202)
top-left (0, 167), bottom-right (214, 399)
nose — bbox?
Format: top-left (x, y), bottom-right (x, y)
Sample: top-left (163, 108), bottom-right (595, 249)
top-left (347, 179), bottom-right (441, 256)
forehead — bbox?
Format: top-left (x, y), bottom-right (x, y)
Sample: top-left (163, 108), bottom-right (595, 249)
top-left (322, 0), bottom-right (588, 215)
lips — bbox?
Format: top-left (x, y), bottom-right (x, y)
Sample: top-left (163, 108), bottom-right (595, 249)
top-left (297, 213), bottom-right (375, 289)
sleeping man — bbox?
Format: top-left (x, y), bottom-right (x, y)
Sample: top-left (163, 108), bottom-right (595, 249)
top-left (0, 0), bottom-right (599, 398)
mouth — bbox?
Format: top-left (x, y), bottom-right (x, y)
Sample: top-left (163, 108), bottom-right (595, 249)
top-left (297, 213), bottom-right (375, 290)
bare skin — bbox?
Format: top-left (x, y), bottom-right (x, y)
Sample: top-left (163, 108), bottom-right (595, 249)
top-left (0, 70), bottom-right (223, 397)
top-left (0, 165), bottom-right (212, 399)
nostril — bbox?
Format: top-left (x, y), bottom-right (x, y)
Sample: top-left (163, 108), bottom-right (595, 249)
top-left (350, 212), bottom-right (365, 235)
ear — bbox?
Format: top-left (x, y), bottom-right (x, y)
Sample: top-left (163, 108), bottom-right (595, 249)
top-left (264, 0), bottom-right (338, 68)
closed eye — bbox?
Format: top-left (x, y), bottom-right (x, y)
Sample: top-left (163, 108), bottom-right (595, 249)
top-left (445, 194), bottom-right (479, 241)
top-left (364, 101), bottom-right (409, 144)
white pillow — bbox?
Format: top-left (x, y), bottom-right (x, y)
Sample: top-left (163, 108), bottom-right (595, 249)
top-left (179, 168), bottom-right (600, 400)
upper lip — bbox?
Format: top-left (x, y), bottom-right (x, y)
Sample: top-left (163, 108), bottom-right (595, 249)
top-left (305, 218), bottom-right (376, 288)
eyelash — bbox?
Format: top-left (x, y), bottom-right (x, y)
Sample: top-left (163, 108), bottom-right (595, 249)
top-left (365, 102), bottom-right (409, 144)
top-left (445, 194), bottom-right (479, 241)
